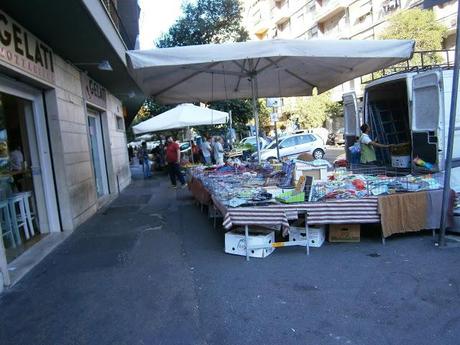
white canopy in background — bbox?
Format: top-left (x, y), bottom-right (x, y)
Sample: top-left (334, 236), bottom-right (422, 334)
top-left (127, 39), bottom-right (415, 104)
top-left (132, 103), bottom-right (229, 134)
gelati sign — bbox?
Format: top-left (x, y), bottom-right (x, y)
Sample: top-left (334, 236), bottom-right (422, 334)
top-left (80, 72), bottom-right (107, 109)
top-left (0, 10), bottom-right (55, 84)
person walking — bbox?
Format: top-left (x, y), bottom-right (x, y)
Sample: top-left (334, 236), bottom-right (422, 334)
top-left (127, 145), bottom-right (134, 164)
top-left (359, 123), bottom-right (392, 164)
top-left (166, 136), bottom-right (186, 188)
top-left (201, 136), bottom-right (212, 165)
top-left (139, 142), bottom-right (152, 178)
top-left (214, 136), bottom-right (225, 165)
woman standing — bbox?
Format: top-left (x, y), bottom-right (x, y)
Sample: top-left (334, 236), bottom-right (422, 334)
top-left (359, 124), bottom-right (392, 164)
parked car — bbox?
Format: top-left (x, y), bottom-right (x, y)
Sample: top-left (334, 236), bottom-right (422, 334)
top-left (254, 132), bottom-right (326, 161)
top-left (240, 136), bottom-right (269, 150)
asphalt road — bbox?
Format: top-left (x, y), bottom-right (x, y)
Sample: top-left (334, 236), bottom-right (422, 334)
top-left (1, 166), bottom-right (460, 345)
top-left (324, 145), bottom-right (345, 163)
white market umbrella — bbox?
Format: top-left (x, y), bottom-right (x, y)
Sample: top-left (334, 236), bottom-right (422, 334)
top-left (127, 39), bottom-right (415, 161)
top-left (132, 103), bottom-right (229, 134)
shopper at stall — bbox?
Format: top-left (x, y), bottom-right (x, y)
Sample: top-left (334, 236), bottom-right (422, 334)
top-left (201, 137), bottom-right (212, 165)
top-left (214, 136), bottom-right (225, 165)
top-left (191, 140), bottom-right (201, 163)
top-left (210, 136), bottom-right (217, 164)
top-left (166, 136), bottom-right (186, 188)
top-left (359, 123), bottom-right (391, 164)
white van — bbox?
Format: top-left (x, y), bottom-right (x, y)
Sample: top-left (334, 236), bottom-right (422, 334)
top-left (343, 68), bottom-right (460, 189)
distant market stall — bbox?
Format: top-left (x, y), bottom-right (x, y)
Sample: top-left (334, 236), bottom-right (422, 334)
top-left (132, 103), bottom-right (228, 134)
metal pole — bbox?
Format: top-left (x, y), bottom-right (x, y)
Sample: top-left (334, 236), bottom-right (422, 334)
top-left (439, 1), bottom-right (460, 247)
top-left (276, 105), bottom-right (281, 160)
top-left (189, 126), bottom-right (194, 164)
top-left (229, 110), bottom-right (234, 148)
top-left (274, 120), bottom-right (280, 160)
top-left (250, 75), bottom-right (261, 164)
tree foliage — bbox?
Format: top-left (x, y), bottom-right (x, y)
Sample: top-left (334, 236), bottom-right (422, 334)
top-left (283, 93), bottom-right (340, 129)
top-left (130, 0), bottom-right (253, 139)
top-left (157, 0), bottom-right (248, 47)
top-left (379, 8), bottom-right (448, 66)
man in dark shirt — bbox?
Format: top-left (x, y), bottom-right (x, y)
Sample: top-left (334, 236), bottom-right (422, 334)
top-left (166, 136), bottom-right (186, 188)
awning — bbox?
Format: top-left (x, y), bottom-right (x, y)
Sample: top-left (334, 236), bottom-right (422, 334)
top-left (126, 39), bottom-right (415, 104)
top-left (132, 103), bottom-right (229, 134)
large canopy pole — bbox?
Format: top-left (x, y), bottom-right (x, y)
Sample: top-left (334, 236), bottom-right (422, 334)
top-left (249, 60), bottom-right (261, 163)
top-left (250, 77), bottom-right (261, 163)
top-left (439, 1), bottom-right (460, 246)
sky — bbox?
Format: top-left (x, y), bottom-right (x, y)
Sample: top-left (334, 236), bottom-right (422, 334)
top-left (138, 0), bottom-right (195, 50)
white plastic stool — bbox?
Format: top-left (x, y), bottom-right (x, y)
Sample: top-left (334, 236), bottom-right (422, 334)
top-left (8, 193), bottom-right (34, 241)
top-left (20, 192), bottom-right (36, 234)
top-left (0, 200), bottom-right (19, 248)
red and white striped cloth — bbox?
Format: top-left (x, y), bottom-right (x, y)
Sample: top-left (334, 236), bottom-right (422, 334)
top-left (212, 196), bottom-right (380, 231)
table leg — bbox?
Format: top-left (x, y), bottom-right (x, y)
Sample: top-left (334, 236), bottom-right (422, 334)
top-left (245, 225), bottom-right (249, 261)
top-left (305, 219), bottom-right (310, 256)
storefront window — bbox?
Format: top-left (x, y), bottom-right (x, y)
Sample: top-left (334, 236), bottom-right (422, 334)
top-left (0, 92), bottom-right (43, 262)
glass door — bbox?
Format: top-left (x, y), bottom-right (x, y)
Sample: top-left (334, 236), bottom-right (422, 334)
top-left (87, 109), bottom-right (109, 198)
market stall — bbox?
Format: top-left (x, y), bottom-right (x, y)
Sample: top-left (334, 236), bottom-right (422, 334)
top-left (187, 160), bottom-right (449, 260)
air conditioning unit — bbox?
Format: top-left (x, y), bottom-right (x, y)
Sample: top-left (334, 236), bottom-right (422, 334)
top-left (382, 0), bottom-right (399, 13)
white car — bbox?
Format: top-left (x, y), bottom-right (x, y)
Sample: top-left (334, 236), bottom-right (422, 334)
top-left (240, 136), bottom-right (269, 150)
top-left (255, 133), bottom-right (326, 161)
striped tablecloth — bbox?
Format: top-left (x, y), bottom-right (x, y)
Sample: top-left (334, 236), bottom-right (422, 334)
top-left (212, 196), bottom-right (380, 232)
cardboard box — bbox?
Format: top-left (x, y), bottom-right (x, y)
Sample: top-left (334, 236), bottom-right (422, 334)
top-left (289, 225), bottom-right (326, 247)
top-left (328, 224), bottom-right (360, 242)
top-left (225, 229), bottom-right (275, 258)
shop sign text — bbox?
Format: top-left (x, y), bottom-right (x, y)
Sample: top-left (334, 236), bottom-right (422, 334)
top-left (81, 72), bottom-right (107, 109)
top-left (0, 10), bottom-right (55, 84)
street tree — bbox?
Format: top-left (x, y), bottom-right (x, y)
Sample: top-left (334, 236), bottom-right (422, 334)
top-left (379, 8), bottom-right (448, 66)
top-left (157, 0), bottom-right (248, 47)
top-left (131, 0), bottom-right (253, 139)
top-left (283, 92), bottom-right (339, 129)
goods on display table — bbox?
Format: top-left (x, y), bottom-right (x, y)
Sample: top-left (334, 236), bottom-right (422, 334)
top-left (186, 159), bottom-right (451, 260)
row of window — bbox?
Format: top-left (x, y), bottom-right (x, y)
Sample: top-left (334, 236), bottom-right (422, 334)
top-left (251, 0), bottom-right (402, 38)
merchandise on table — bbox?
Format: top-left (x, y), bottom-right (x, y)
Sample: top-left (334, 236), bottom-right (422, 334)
top-left (190, 160), bottom-right (443, 208)
top-left (309, 170), bottom-right (443, 202)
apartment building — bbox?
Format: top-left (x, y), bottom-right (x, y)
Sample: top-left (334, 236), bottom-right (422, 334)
top-left (0, 0), bottom-right (144, 287)
top-left (243, 0), bottom-right (458, 98)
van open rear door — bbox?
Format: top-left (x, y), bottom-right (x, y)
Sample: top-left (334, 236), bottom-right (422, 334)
top-left (411, 71), bottom-right (442, 172)
top-left (343, 92), bottom-right (360, 161)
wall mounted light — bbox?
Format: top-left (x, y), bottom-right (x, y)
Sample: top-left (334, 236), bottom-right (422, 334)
top-left (74, 60), bottom-right (113, 71)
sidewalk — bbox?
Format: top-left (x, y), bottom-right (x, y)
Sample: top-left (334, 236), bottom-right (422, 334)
top-left (1, 167), bottom-right (460, 345)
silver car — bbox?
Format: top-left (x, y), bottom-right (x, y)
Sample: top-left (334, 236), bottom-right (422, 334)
top-left (256, 132), bottom-right (326, 161)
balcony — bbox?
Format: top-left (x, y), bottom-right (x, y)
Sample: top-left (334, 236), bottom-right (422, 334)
top-left (253, 18), bottom-right (271, 36)
top-left (101, 0), bottom-right (139, 50)
top-left (272, 5), bottom-right (291, 25)
top-left (315, 0), bottom-right (350, 23)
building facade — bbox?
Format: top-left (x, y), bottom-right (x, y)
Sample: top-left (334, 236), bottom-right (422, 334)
top-left (243, 0), bottom-right (458, 98)
top-left (0, 0), bottom-right (144, 287)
